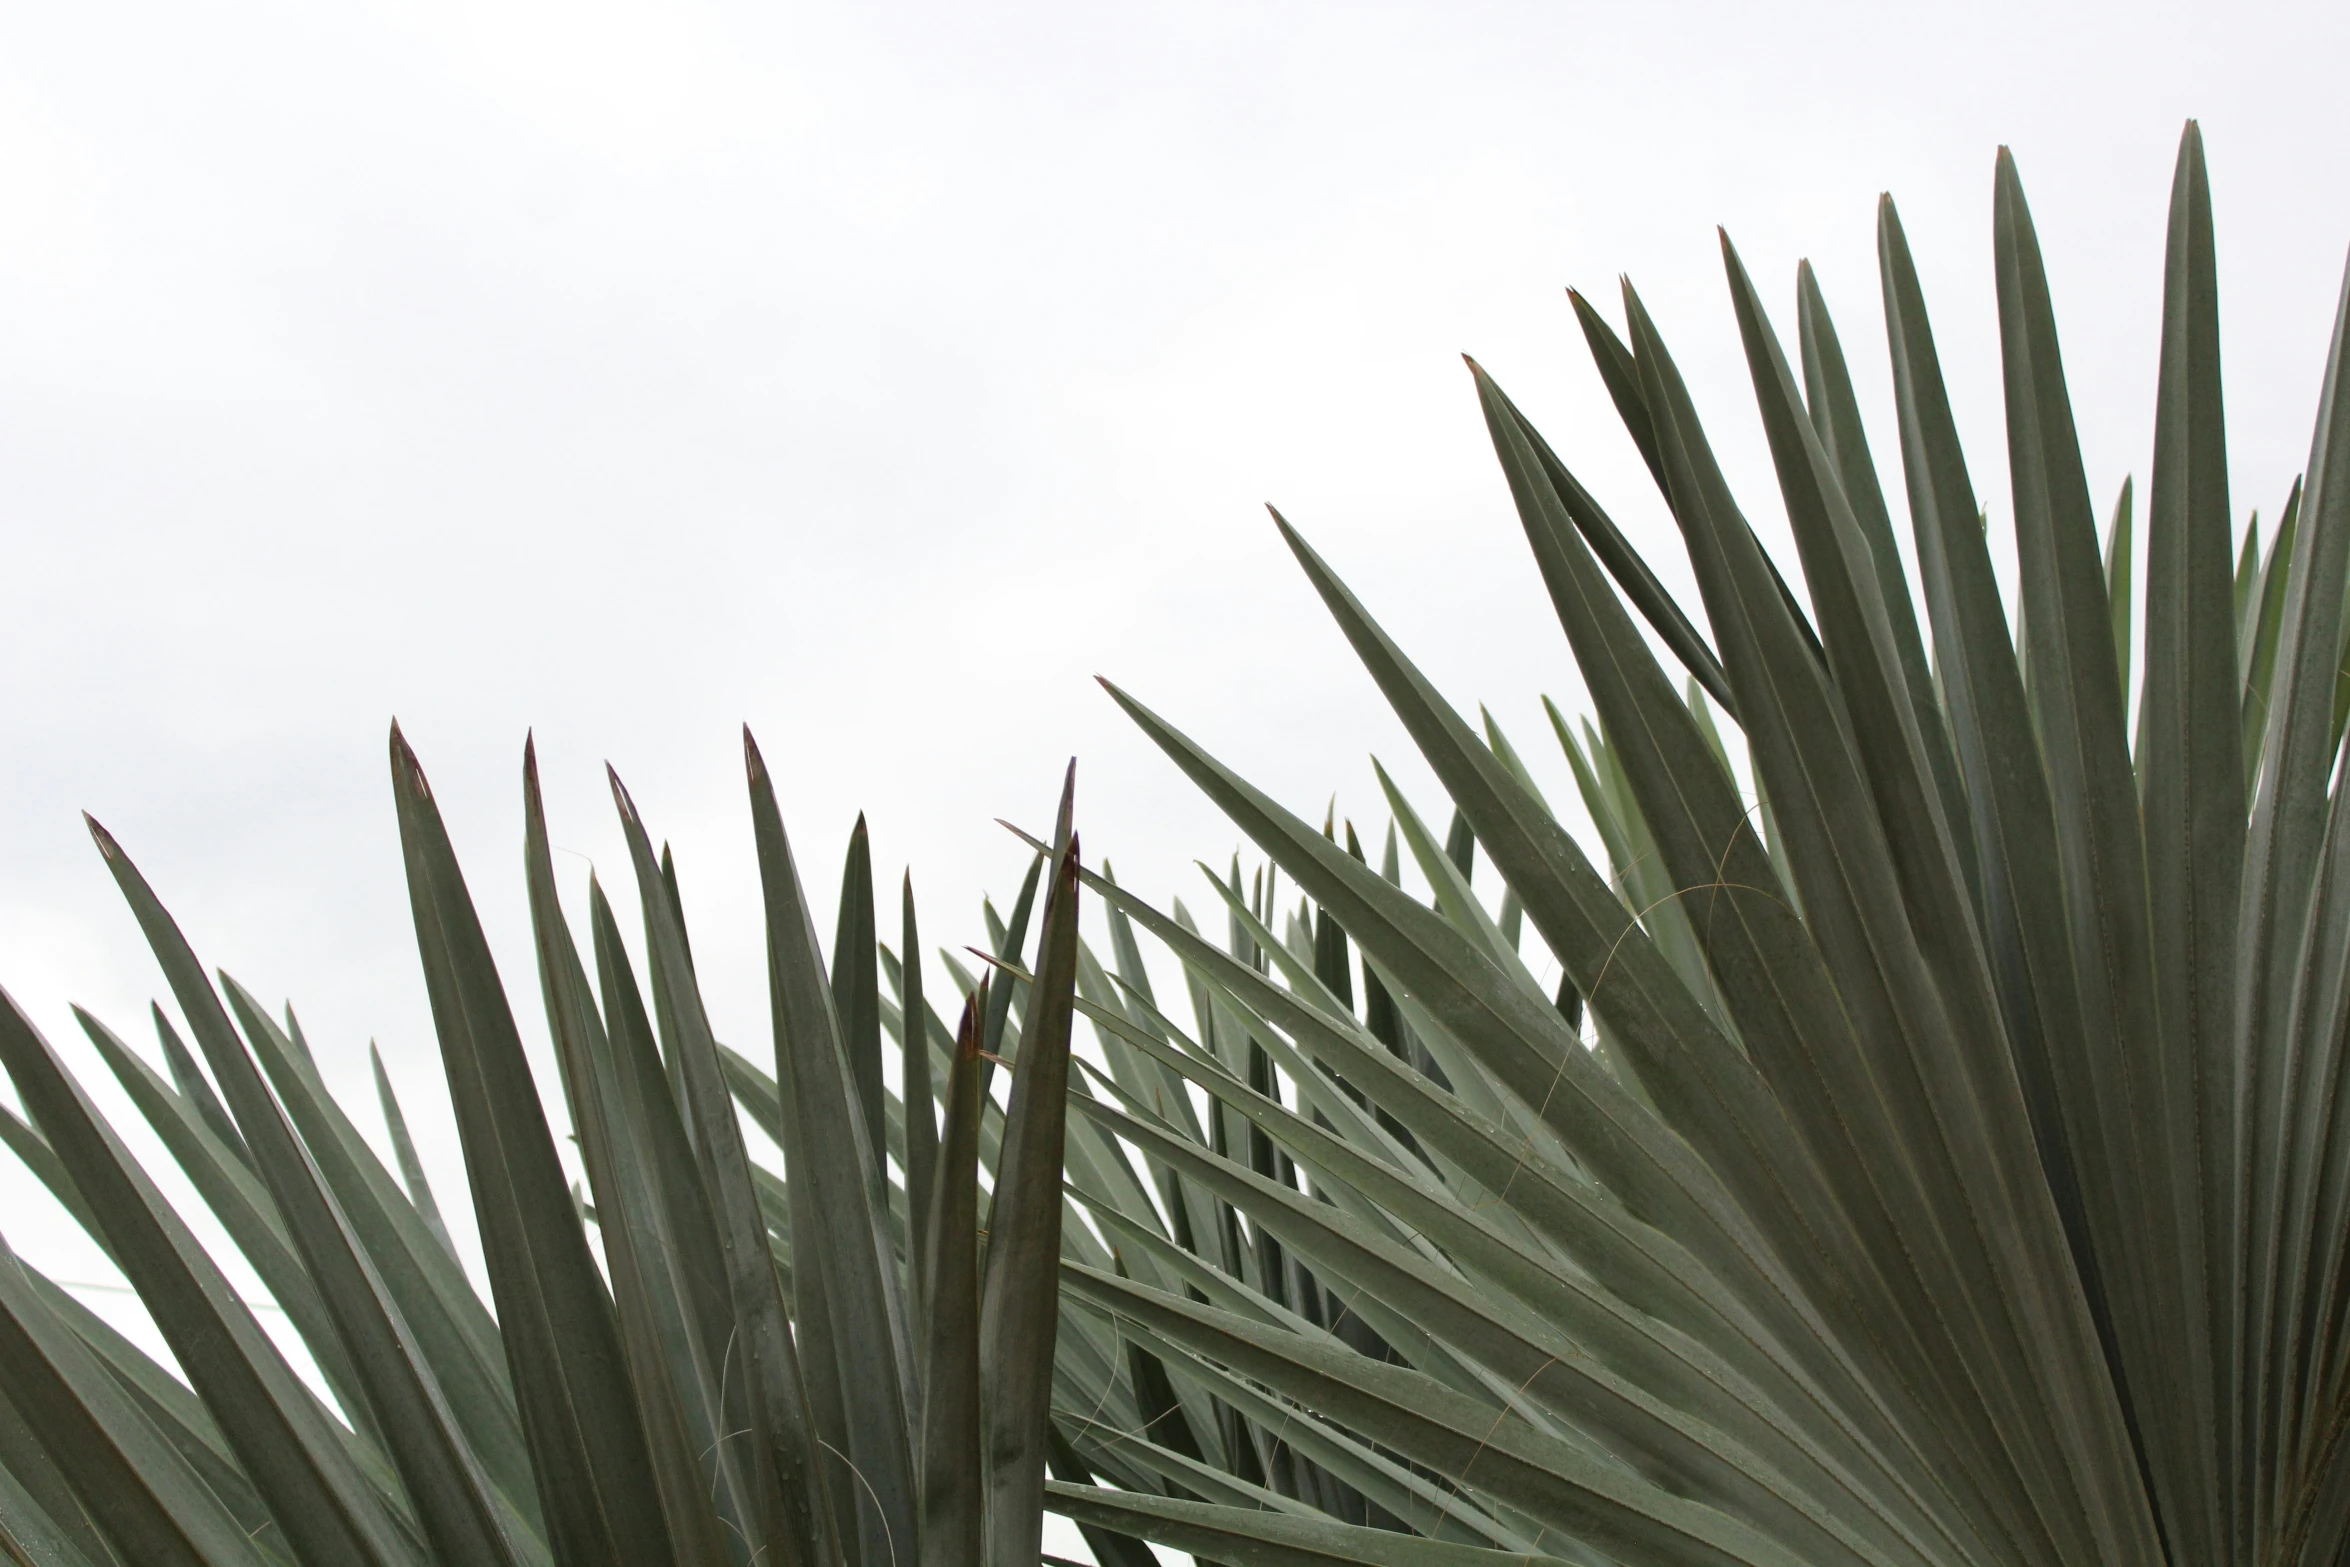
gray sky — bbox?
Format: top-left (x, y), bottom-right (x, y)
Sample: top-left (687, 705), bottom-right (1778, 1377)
top-left (1, 0), bottom-right (2345, 1444)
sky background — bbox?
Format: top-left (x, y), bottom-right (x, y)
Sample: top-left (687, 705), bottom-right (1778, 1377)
top-left (1, 0), bottom-right (2346, 1540)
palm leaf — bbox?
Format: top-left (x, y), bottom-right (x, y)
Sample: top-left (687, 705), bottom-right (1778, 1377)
top-left (1067, 121), bottom-right (2350, 1567)
top-left (390, 729), bottom-right (684, 1567)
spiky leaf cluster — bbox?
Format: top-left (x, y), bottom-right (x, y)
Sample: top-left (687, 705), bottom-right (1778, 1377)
top-left (1033, 121), bottom-right (2350, 1567)
top-left (0, 738), bottom-right (1103, 1567)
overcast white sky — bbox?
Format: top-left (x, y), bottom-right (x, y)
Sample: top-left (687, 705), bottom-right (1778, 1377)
top-left (1, 0), bottom-right (2346, 1469)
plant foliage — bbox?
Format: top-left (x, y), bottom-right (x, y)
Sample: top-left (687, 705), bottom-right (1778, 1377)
top-left (0, 735), bottom-right (1102, 1567)
top-left (1022, 120), bottom-right (2350, 1567)
top-left (4, 120), bottom-right (2349, 1567)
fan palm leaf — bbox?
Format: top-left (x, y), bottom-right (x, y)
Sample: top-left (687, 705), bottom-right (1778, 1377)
top-left (0, 734), bottom-right (1103, 1567)
top-left (1038, 120), bottom-right (2350, 1567)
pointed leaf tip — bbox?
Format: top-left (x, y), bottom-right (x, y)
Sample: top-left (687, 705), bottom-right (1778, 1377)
top-left (604, 763), bottom-right (641, 825)
top-left (387, 724), bottom-right (431, 798)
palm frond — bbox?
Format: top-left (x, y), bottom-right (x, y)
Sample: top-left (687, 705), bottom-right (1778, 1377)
top-left (0, 733), bottom-right (1100, 1567)
top-left (1053, 121), bottom-right (2350, 1567)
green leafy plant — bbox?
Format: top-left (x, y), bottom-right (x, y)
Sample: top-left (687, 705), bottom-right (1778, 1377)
top-left (1021, 120), bottom-right (2350, 1567)
top-left (5, 117), bottom-right (2347, 1567)
top-left (0, 733), bottom-right (1106, 1567)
